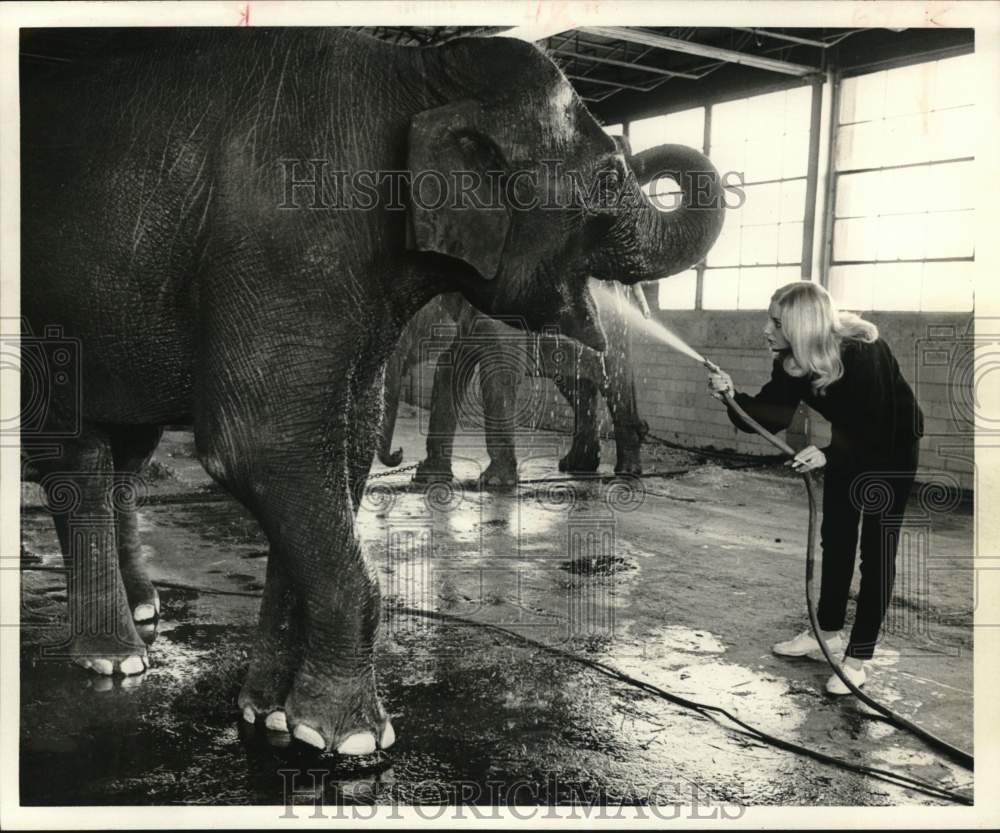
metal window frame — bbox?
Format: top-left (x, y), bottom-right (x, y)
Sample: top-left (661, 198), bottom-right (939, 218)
top-left (822, 54), bottom-right (977, 309)
top-left (634, 82), bottom-right (820, 312)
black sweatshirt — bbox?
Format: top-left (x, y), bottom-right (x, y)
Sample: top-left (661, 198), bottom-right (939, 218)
top-left (727, 338), bottom-right (924, 470)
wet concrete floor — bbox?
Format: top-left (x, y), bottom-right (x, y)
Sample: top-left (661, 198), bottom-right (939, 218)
top-left (20, 409), bottom-right (974, 806)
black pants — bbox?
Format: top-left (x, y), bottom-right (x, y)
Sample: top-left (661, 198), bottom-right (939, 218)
top-left (816, 441), bottom-right (920, 660)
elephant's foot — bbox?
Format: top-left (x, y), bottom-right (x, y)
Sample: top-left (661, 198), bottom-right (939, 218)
top-left (69, 633), bottom-right (149, 676)
top-left (119, 560), bottom-right (160, 623)
top-left (559, 446), bottom-right (600, 474)
top-left (285, 668), bottom-right (395, 755)
top-left (479, 459), bottom-right (518, 490)
top-left (614, 454), bottom-right (643, 477)
top-left (238, 647), bottom-right (299, 733)
top-left (412, 457), bottom-right (454, 485)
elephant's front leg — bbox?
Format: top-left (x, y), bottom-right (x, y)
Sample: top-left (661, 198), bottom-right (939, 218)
top-left (237, 551), bottom-right (302, 732)
top-left (556, 346), bottom-right (603, 474)
top-left (602, 339), bottom-right (647, 476)
top-left (270, 474), bottom-right (392, 754)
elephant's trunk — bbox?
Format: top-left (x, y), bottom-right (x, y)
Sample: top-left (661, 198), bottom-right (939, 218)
top-left (377, 355), bottom-right (404, 467)
top-left (593, 144), bottom-right (726, 285)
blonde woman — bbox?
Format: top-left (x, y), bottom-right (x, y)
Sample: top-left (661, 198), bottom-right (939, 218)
top-left (707, 281), bottom-right (924, 694)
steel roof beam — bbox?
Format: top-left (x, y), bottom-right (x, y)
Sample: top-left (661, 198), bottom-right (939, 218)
top-left (580, 26), bottom-right (820, 76)
top-left (552, 45), bottom-right (702, 79)
top-left (733, 28), bottom-right (835, 49)
top-left (565, 73), bottom-right (665, 93)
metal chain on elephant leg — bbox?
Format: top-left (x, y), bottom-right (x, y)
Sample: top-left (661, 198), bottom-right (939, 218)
top-left (367, 462), bottom-right (422, 479)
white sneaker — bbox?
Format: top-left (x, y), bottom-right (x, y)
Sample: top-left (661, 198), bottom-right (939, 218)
top-left (826, 661), bottom-right (867, 695)
top-left (772, 628), bottom-right (844, 659)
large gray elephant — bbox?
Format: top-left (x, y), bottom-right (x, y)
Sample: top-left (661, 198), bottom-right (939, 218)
top-left (378, 281), bottom-right (651, 487)
top-left (21, 28), bottom-right (724, 754)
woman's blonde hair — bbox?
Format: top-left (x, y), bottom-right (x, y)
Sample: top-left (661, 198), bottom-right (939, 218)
top-left (771, 281), bottom-right (878, 394)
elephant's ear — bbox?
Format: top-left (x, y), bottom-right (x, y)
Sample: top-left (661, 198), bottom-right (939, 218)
top-left (407, 100), bottom-right (511, 281)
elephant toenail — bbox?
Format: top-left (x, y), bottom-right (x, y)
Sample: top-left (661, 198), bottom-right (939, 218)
top-left (265, 711), bottom-right (288, 733)
top-left (91, 659), bottom-right (114, 676)
top-left (120, 656), bottom-right (145, 675)
top-left (337, 732), bottom-right (376, 756)
top-left (133, 603), bottom-right (156, 622)
top-left (242, 705), bottom-right (257, 724)
top-left (293, 725), bottom-right (326, 750)
top-left (380, 722), bottom-right (396, 750)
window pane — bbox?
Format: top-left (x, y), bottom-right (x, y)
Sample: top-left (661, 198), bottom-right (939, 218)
top-left (784, 86), bottom-right (813, 131)
top-left (708, 217), bottom-right (742, 267)
top-left (836, 119), bottom-right (886, 171)
top-left (876, 214), bottom-right (928, 260)
top-left (883, 61), bottom-right (936, 118)
top-left (739, 266), bottom-right (801, 310)
top-left (740, 224), bottom-right (779, 266)
top-left (923, 161), bottom-right (975, 211)
top-left (630, 108), bottom-right (705, 153)
top-left (780, 179), bottom-right (806, 222)
top-left (920, 261), bottom-right (974, 311)
top-left (742, 182), bottom-right (781, 225)
top-left (839, 71), bottom-right (887, 125)
top-left (829, 264), bottom-right (874, 311)
top-left (837, 161), bottom-right (972, 219)
top-left (738, 267), bottom-right (780, 309)
top-left (702, 266), bottom-right (799, 310)
top-left (744, 90), bottom-right (787, 140)
top-left (887, 108), bottom-right (975, 166)
top-left (657, 269), bottom-right (697, 310)
top-left (880, 166), bottom-right (931, 214)
top-left (702, 268), bottom-right (740, 310)
top-left (924, 209), bottom-right (975, 258)
top-left (833, 217), bottom-right (879, 262)
top-left (931, 54), bottom-right (975, 110)
top-left (664, 107), bottom-right (706, 148)
top-left (712, 98), bottom-right (747, 139)
top-left (781, 130), bottom-right (810, 179)
top-left (871, 262), bottom-right (923, 310)
top-left (708, 140), bottom-right (746, 182)
top-left (836, 170), bottom-right (881, 218)
top-left (832, 57), bottom-right (975, 314)
top-left (778, 222), bottom-right (804, 264)
top-left (604, 123), bottom-right (624, 137)
top-left (711, 87), bottom-right (810, 185)
top-left (745, 137), bottom-right (783, 182)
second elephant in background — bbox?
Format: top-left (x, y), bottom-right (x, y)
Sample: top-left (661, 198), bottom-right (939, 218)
top-left (378, 281), bottom-right (651, 488)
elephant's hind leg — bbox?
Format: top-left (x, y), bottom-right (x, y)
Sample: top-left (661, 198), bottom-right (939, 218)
top-left (37, 432), bottom-right (148, 675)
top-left (109, 424), bottom-right (164, 623)
top-left (478, 342), bottom-right (520, 489)
top-left (413, 334), bottom-right (473, 484)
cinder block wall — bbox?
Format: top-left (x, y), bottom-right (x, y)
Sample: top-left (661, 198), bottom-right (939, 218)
top-left (401, 308), bottom-right (975, 491)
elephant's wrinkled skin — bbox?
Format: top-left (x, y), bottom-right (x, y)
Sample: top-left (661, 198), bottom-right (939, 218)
top-left (21, 29), bottom-right (724, 754)
top-left (378, 283), bottom-right (651, 488)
